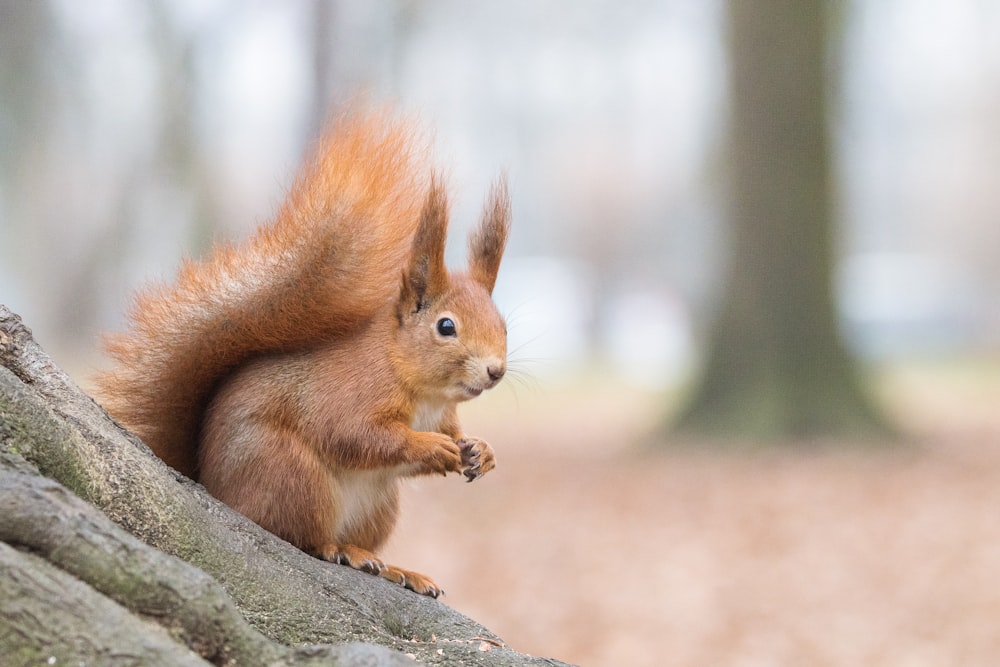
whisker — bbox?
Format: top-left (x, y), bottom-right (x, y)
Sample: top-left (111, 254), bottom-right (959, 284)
top-left (502, 358), bottom-right (544, 395)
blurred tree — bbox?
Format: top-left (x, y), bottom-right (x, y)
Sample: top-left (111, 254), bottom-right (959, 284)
top-left (309, 0), bottom-right (335, 139)
top-left (0, 2), bottom-right (53, 180)
top-left (0, 1), bottom-right (56, 287)
top-left (674, 0), bottom-right (887, 440)
top-left (0, 2), bottom-right (221, 363)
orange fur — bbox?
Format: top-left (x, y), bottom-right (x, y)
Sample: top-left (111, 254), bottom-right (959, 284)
top-left (95, 109), bottom-right (511, 597)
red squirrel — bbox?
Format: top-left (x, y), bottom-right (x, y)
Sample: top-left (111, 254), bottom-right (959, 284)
top-left (94, 110), bottom-right (510, 597)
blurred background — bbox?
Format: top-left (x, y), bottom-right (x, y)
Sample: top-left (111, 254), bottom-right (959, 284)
top-left (2, 1), bottom-right (999, 665)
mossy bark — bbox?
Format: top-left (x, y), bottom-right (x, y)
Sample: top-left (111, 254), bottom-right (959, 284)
top-left (0, 305), bottom-right (571, 667)
top-left (674, 0), bottom-right (888, 442)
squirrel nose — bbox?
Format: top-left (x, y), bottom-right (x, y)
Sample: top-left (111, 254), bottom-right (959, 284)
top-left (487, 364), bottom-right (506, 383)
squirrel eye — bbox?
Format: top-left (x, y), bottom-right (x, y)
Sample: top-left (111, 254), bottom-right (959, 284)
top-left (436, 317), bottom-right (457, 337)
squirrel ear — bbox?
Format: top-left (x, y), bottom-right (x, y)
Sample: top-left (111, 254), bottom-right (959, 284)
top-left (400, 177), bottom-right (450, 313)
top-left (468, 175), bottom-right (511, 294)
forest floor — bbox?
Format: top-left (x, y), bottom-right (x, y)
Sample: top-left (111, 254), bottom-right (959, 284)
top-left (389, 359), bottom-right (1000, 667)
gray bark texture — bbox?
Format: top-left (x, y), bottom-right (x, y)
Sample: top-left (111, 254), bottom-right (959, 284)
top-left (0, 304), bottom-right (571, 667)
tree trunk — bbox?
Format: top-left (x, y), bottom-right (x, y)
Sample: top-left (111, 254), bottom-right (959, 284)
top-left (674, 1), bottom-right (887, 441)
top-left (0, 305), bottom-right (571, 667)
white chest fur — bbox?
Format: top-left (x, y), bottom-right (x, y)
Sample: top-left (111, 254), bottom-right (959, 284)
top-left (329, 401), bottom-right (448, 541)
top-left (410, 400), bottom-right (446, 432)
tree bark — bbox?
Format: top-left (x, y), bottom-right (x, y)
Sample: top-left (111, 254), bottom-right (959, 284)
top-left (0, 304), bottom-right (570, 667)
top-left (674, 0), bottom-right (888, 441)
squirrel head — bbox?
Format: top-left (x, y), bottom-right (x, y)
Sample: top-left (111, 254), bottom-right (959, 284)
top-left (395, 176), bottom-right (511, 403)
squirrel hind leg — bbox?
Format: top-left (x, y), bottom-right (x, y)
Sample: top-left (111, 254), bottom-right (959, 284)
top-left (317, 544), bottom-right (443, 598)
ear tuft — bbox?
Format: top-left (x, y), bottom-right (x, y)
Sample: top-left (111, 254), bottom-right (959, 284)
top-left (468, 175), bottom-right (511, 294)
top-left (400, 176), bottom-right (450, 313)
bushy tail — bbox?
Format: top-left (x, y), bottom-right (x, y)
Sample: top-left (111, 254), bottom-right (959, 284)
top-left (94, 110), bottom-right (430, 478)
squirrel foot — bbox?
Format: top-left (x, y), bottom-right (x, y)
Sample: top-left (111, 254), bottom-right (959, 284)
top-left (458, 437), bottom-right (496, 482)
top-left (316, 543), bottom-right (385, 575)
top-left (381, 565), bottom-right (445, 599)
top-left (316, 543), bottom-right (443, 598)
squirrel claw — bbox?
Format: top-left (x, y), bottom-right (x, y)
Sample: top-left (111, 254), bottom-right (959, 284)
top-left (462, 447), bottom-right (481, 464)
top-left (361, 559), bottom-right (383, 575)
top-left (457, 437), bottom-right (495, 482)
top-left (319, 544), bottom-right (386, 575)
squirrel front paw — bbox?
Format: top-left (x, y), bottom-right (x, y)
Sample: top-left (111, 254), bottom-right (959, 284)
top-left (412, 433), bottom-right (463, 476)
top-left (457, 437), bottom-right (496, 482)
